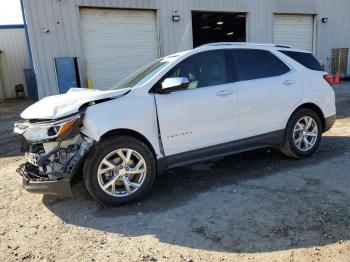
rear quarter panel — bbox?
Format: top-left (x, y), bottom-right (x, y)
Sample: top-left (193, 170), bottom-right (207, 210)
top-left (276, 50), bottom-right (336, 121)
top-left (301, 71), bottom-right (336, 118)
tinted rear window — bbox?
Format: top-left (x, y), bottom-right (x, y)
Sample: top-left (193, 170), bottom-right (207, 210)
top-left (279, 50), bottom-right (324, 71)
top-left (231, 49), bottom-right (290, 81)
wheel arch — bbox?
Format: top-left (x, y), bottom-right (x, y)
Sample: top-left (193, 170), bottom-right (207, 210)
top-left (287, 103), bottom-right (326, 131)
top-left (100, 128), bottom-right (157, 158)
top-left (99, 128), bottom-right (167, 176)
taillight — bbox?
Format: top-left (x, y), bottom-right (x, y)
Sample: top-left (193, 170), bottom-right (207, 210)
top-left (323, 74), bottom-right (334, 87)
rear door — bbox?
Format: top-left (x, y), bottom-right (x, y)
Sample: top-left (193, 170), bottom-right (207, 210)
top-left (230, 49), bottom-right (303, 139)
top-left (155, 50), bottom-right (239, 157)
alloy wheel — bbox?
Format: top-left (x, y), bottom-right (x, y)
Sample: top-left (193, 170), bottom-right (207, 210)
top-left (293, 116), bottom-right (318, 152)
top-left (97, 148), bottom-right (147, 197)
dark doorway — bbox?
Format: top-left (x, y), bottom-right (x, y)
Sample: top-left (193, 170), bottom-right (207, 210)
top-left (192, 11), bottom-right (246, 48)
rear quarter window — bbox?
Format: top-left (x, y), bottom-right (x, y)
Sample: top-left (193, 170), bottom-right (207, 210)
top-left (279, 50), bottom-right (324, 71)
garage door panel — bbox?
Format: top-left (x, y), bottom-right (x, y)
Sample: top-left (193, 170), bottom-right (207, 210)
top-left (80, 8), bottom-right (159, 89)
top-left (273, 15), bottom-right (314, 52)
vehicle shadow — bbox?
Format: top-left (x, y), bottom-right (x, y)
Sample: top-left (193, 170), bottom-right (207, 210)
top-left (43, 135), bottom-right (350, 253)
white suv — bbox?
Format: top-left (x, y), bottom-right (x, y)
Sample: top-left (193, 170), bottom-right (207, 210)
top-left (14, 43), bottom-right (336, 205)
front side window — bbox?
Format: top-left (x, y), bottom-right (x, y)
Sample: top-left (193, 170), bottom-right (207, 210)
top-left (165, 51), bottom-right (229, 90)
top-left (231, 49), bottom-right (290, 81)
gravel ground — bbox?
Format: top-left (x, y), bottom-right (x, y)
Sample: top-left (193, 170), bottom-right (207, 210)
top-left (0, 85), bottom-right (350, 262)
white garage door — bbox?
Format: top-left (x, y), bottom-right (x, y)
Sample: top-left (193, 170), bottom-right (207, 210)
top-left (273, 15), bottom-right (314, 52)
top-left (80, 8), bottom-right (159, 89)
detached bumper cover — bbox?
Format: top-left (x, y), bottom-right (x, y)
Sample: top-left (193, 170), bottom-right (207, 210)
top-left (18, 172), bottom-right (72, 198)
top-left (16, 136), bottom-right (94, 198)
top-left (324, 114), bottom-right (336, 132)
top-left (16, 162), bottom-right (73, 198)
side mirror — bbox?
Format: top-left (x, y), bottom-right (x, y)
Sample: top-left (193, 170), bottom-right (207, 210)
top-left (159, 77), bottom-right (189, 94)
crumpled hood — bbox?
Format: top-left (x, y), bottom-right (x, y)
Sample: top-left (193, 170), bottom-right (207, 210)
top-left (21, 87), bottom-right (130, 120)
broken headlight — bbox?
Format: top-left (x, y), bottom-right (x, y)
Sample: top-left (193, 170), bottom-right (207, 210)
top-left (14, 113), bottom-right (82, 143)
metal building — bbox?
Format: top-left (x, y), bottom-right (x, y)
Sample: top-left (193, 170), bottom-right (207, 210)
top-left (21, 0), bottom-right (350, 99)
top-left (0, 25), bottom-right (31, 99)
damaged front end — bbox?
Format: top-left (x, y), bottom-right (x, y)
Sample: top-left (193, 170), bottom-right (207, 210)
top-left (14, 112), bottom-right (94, 198)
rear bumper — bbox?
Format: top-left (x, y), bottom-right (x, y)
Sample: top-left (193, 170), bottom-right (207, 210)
top-left (324, 114), bottom-right (336, 132)
top-left (17, 163), bottom-right (73, 198)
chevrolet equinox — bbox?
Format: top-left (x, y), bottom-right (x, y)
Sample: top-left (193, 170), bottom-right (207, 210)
top-left (14, 43), bottom-right (336, 205)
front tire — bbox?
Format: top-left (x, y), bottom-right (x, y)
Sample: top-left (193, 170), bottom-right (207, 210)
top-left (281, 109), bottom-right (322, 158)
top-left (83, 136), bottom-right (156, 205)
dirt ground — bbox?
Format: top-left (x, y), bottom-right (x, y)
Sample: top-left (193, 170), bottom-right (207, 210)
top-left (0, 85), bottom-right (350, 262)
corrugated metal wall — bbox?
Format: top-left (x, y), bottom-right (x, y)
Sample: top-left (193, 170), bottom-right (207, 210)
top-left (317, 0), bottom-right (350, 73)
top-left (22, 0), bottom-right (350, 98)
top-left (0, 28), bottom-right (30, 99)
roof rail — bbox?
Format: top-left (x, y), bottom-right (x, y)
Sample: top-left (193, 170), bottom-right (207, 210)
top-left (196, 42), bottom-right (292, 49)
top-left (275, 45), bottom-right (292, 49)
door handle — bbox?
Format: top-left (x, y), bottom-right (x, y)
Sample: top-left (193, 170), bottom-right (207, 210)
top-left (283, 80), bottom-right (296, 86)
top-left (216, 90), bottom-right (234, 97)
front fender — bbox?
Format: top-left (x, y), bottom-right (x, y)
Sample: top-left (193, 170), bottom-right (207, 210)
top-left (81, 93), bottom-right (163, 159)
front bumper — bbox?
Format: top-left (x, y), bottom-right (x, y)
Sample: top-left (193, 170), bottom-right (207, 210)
top-left (17, 163), bottom-right (73, 197)
top-left (19, 172), bottom-right (72, 197)
top-left (324, 114), bottom-right (336, 132)
top-left (15, 135), bottom-right (94, 198)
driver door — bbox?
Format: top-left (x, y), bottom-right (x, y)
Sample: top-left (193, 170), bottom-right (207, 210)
top-left (154, 50), bottom-right (239, 162)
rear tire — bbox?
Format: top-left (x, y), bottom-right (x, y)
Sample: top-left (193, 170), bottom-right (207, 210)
top-left (281, 109), bottom-right (322, 158)
top-left (83, 136), bottom-right (156, 206)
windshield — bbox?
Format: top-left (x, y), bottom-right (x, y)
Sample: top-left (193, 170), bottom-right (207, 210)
top-left (111, 56), bottom-right (177, 90)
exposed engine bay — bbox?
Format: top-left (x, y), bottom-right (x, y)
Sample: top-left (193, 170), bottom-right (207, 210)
top-left (14, 112), bottom-right (94, 197)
